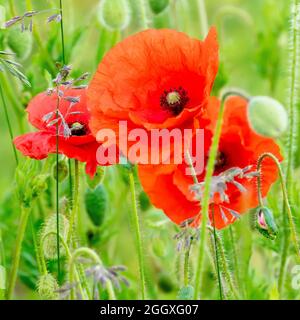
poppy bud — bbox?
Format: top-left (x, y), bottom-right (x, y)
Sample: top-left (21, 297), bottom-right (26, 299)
top-left (31, 174), bottom-right (48, 201)
top-left (139, 191), bottom-right (151, 211)
top-left (248, 96), bottom-right (288, 138)
top-left (7, 27), bottom-right (33, 60)
top-left (52, 159), bottom-right (68, 182)
top-left (177, 285), bottom-right (194, 300)
top-left (255, 206), bottom-right (278, 240)
top-left (97, 0), bottom-right (131, 31)
top-left (158, 272), bottom-right (174, 293)
top-left (149, 0), bottom-right (169, 14)
top-left (86, 166), bottom-right (105, 189)
top-left (41, 213), bottom-right (69, 259)
top-left (37, 273), bottom-right (59, 300)
top-left (84, 185), bottom-right (107, 227)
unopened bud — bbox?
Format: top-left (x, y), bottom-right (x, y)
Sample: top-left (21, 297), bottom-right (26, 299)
top-left (52, 159), bottom-right (68, 182)
top-left (85, 185), bottom-right (107, 227)
top-left (255, 206), bottom-right (278, 240)
top-left (37, 273), bottom-right (59, 300)
top-left (97, 0), bottom-right (131, 31)
top-left (248, 96), bottom-right (288, 138)
top-left (149, 0), bottom-right (169, 14)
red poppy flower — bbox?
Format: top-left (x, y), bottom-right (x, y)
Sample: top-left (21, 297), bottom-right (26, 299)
top-left (138, 97), bottom-right (283, 229)
top-left (88, 28), bottom-right (218, 162)
top-left (14, 87), bottom-right (104, 177)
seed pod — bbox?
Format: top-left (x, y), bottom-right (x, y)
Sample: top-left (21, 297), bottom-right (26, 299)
top-left (158, 272), bottom-right (174, 293)
top-left (85, 185), bottom-right (107, 227)
top-left (177, 285), bottom-right (194, 300)
top-left (37, 273), bottom-right (59, 300)
top-left (86, 166), bottom-right (105, 189)
top-left (248, 96), bottom-right (288, 138)
top-left (52, 159), bottom-right (68, 182)
top-left (255, 206), bottom-right (278, 240)
top-left (41, 213), bottom-right (69, 259)
top-left (97, 0), bottom-right (131, 31)
top-left (139, 191), bottom-right (151, 211)
top-left (7, 27), bottom-right (33, 60)
top-left (149, 0), bottom-right (169, 14)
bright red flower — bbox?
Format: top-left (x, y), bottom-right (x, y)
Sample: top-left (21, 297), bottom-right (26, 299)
top-left (14, 87), bottom-right (103, 177)
top-left (138, 97), bottom-right (283, 229)
top-left (87, 28), bottom-right (218, 162)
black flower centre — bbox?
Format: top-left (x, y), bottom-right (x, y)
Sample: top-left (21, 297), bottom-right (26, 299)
top-left (69, 122), bottom-right (87, 136)
top-left (215, 151), bottom-right (227, 169)
top-left (160, 86), bottom-right (189, 116)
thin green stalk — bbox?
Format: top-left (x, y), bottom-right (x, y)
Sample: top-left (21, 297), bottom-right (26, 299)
top-left (229, 226), bottom-right (242, 297)
top-left (6, 206), bottom-right (30, 299)
top-left (280, 0), bottom-right (300, 295)
top-left (128, 170), bottom-right (146, 300)
top-left (69, 247), bottom-right (115, 300)
top-left (59, 0), bottom-right (66, 64)
top-left (30, 216), bottom-right (43, 275)
top-left (214, 231), bottom-right (239, 299)
top-left (193, 90), bottom-right (248, 299)
top-left (0, 82), bottom-right (18, 165)
top-left (183, 240), bottom-right (192, 287)
top-left (67, 160), bottom-right (79, 245)
top-left (212, 208), bottom-right (223, 300)
top-left (54, 88), bottom-right (61, 280)
top-left (257, 153), bottom-right (300, 262)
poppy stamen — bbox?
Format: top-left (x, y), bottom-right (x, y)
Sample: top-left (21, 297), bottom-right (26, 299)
top-left (160, 87), bottom-right (189, 116)
top-left (69, 122), bottom-right (87, 136)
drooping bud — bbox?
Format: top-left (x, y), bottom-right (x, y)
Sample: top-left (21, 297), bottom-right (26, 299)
top-left (52, 159), bottom-right (68, 182)
top-left (247, 96), bottom-right (288, 138)
top-left (139, 191), bottom-right (151, 211)
top-left (86, 166), bottom-right (105, 189)
top-left (37, 273), bottom-right (59, 300)
top-left (158, 272), bottom-right (174, 293)
top-left (85, 185), bottom-right (107, 227)
top-left (177, 285), bottom-right (194, 300)
top-left (255, 206), bottom-right (278, 240)
top-left (149, 0), bottom-right (169, 14)
top-left (97, 0), bottom-right (131, 31)
top-left (7, 27), bottom-right (33, 60)
top-left (41, 213), bottom-right (69, 259)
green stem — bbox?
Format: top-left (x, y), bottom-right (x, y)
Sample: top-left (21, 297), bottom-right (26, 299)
top-left (193, 90), bottom-right (248, 299)
top-left (67, 160), bottom-right (79, 245)
top-left (183, 240), bottom-right (192, 287)
top-left (55, 90), bottom-right (61, 280)
top-left (69, 247), bottom-right (115, 300)
top-left (0, 82), bottom-right (18, 165)
top-left (30, 216), bottom-right (43, 275)
top-left (214, 230), bottom-right (239, 299)
top-left (128, 170), bottom-right (146, 300)
top-left (59, 0), bottom-right (66, 64)
top-left (229, 225), bottom-right (242, 297)
top-left (286, 0), bottom-right (299, 190)
top-left (257, 152), bottom-right (300, 262)
top-left (211, 208), bottom-right (223, 300)
top-left (6, 206), bottom-right (30, 299)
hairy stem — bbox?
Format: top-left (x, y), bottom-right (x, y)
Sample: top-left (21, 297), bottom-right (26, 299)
top-left (6, 206), bottom-right (30, 299)
top-left (128, 170), bottom-right (146, 300)
top-left (257, 152), bottom-right (300, 262)
top-left (193, 90), bottom-right (248, 299)
top-left (67, 160), bottom-right (79, 245)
